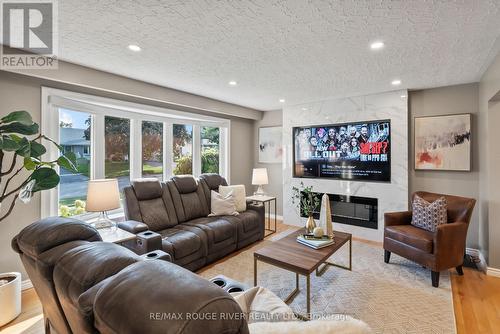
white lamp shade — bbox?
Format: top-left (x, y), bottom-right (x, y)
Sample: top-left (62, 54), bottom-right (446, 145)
top-left (86, 179), bottom-right (121, 212)
top-left (252, 168), bottom-right (269, 185)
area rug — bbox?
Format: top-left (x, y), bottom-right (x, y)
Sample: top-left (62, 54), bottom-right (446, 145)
top-left (199, 233), bottom-right (456, 333)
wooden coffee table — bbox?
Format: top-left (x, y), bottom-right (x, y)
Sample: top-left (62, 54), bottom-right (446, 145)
top-left (254, 229), bottom-right (352, 319)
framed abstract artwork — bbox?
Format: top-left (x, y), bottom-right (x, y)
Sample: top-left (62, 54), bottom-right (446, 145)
top-left (258, 126), bottom-right (283, 163)
top-left (414, 113), bottom-right (471, 171)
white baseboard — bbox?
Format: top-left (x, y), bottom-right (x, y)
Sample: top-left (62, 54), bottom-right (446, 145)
top-left (21, 279), bottom-right (33, 291)
top-left (487, 267), bottom-right (500, 278)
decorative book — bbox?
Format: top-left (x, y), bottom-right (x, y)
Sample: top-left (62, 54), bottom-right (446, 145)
top-left (296, 235), bottom-right (335, 249)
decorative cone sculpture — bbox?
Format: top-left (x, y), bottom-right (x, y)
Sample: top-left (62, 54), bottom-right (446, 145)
top-left (319, 193), bottom-right (334, 237)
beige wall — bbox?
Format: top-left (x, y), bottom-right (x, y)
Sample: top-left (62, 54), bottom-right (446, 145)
top-left (253, 109), bottom-right (283, 215)
top-left (479, 50), bottom-right (500, 268)
top-left (409, 83), bottom-right (480, 248)
top-left (0, 69), bottom-right (259, 279)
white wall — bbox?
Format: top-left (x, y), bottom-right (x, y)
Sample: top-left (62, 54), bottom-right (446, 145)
top-left (253, 109), bottom-right (283, 215)
top-left (479, 49), bottom-right (500, 268)
top-left (282, 90), bottom-right (408, 242)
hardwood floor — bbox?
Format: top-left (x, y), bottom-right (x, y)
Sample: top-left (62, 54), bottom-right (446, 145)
top-left (2, 222), bottom-right (500, 333)
top-left (451, 267), bottom-right (500, 333)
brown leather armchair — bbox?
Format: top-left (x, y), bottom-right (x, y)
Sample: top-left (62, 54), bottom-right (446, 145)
top-left (384, 191), bottom-right (476, 287)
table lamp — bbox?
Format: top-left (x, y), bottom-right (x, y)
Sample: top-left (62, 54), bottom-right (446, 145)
top-left (86, 179), bottom-right (121, 229)
top-left (252, 168), bottom-right (268, 196)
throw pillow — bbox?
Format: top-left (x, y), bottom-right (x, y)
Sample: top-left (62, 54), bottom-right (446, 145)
top-left (219, 185), bottom-right (247, 212)
top-left (208, 190), bottom-right (239, 217)
top-left (411, 195), bottom-right (447, 232)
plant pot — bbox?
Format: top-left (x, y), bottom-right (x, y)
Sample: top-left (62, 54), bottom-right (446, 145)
top-left (0, 272), bottom-right (21, 326)
top-left (305, 215), bottom-right (316, 234)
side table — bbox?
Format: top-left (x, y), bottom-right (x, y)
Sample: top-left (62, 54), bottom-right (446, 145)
top-left (246, 195), bottom-right (277, 236)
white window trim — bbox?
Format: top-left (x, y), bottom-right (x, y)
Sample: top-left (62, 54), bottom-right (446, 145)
top-left (41, 87), bottom-right (230, 219)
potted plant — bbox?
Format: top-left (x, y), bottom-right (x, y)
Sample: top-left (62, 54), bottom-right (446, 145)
top-left (0, 110), bottom-right (78, 222)
top-left (291, 182), bottom-right (321, 233)
top-left (0, 111), bottom-right (78, 324)
top-left (0, 272), bottom-right (21, 326)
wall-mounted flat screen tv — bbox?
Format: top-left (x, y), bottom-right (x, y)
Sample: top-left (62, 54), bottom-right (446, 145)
top-left (293, 120), bottom-right (391, 182)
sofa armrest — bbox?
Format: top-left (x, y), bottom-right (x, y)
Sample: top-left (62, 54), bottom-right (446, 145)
top-left (118, 220), bottom-right (149, 234)
top-left (141, 250), bottom-right (172, 262)
top-left (246, 199), bottom-right (265, 219)
top-left (434, 221), bottom-right (468, 267)
top-left (384, 211), bottom-right (412, 227)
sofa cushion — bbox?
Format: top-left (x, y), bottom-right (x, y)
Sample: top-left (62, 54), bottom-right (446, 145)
top-left (54, 242), bottom-right (141, 333)
top-left (160, 228), bottom-right (206, 259)
top-left (15, 217), bottom-right (101, 259)
top-left (186, 217), bottom-right (235, 244)
top-left (233, 210), bottom-right (261, 233)
top-left (167, 178), bottom-right (209, 222)
top-left (93, 261), bottom-right (248, 334)
top-left (385, 225), bottom-right (434, 253)
top-left (131, 179), bottom-right (163, 200)
top-left (138, 197), bottom-right (176, 231)
top-left (172, 175), bottom-right (198, 194)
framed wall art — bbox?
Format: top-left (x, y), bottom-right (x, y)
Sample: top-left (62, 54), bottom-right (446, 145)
top-left (414, 113), bottom-right (471, 171)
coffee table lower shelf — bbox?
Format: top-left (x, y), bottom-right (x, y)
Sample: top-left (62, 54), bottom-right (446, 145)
top-left (253, 231), bottom-right (352, 320)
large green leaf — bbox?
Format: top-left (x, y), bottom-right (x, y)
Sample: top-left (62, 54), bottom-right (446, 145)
top-left (57, 154), bottom-right (78, 173)
top-left (23, 157), bottom-right (39, 170)
top-left (0, 122), bottom-right (39, 135)
top-left (1, 135), bottom-right (21, 151)
top-left (1, 111), bottom-right (33, 125)
top-left (30, 141), bottom-right (46, 157)
top-left (15, 138), bottom-right (31, 157)
top-left (30, 167), bottom-right (60, 192)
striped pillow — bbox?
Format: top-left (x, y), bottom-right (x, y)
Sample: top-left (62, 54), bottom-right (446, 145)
top-left (411, 195), bottom-right (447, 232)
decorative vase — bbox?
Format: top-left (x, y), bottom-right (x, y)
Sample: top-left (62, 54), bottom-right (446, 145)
top-left (305, 215), bottom-right (316, 234)
top-left (0, 272), bottom-right (21, 326)
top-left (319, 193), bottom-right (334, 237)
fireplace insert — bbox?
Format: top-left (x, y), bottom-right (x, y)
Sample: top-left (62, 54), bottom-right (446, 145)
top-left (300, 192), bottom-right (378, 229)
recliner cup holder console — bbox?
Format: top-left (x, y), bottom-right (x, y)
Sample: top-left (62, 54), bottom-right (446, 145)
top-left (209, 275), bottom-right (248, 293)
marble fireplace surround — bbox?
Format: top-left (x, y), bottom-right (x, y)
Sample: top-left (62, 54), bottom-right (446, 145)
top-left (282, 90), bottom-right (409, 241)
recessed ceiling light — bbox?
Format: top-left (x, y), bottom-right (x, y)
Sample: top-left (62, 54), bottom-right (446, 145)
top-left (301, 107), bottom-right (308, 111)
top-left (279, 99), bottom-right (285, 103)
top-left (370, 41), bottom-right (385, 50)
top-left (128, 44), bottom-right (141, 52)
top-left (228, 80), bottom-right (237, 86)
top-left (391, 79), bottom-right (402, 86)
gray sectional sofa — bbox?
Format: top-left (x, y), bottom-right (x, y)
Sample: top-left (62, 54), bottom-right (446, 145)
top-left (120, 173), bottom-right (265, 271)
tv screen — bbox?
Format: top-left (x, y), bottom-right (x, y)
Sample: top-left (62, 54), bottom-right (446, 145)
top-left (293, 120), bottom-right (391, 182)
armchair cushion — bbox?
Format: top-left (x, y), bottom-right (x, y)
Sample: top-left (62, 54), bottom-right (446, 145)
top-left (385, 225), bottom-right (434, 253)
top-left (384, 211), bottom-right (412, 227)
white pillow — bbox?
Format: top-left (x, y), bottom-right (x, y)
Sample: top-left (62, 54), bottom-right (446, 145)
top-left (219, 185), bottom-right (246, 212)
top-left (209, 190), bottom-right (239, 216)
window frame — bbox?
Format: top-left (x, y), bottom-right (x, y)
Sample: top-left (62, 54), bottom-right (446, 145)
top-left (41, 87), bottom-right (230, 218)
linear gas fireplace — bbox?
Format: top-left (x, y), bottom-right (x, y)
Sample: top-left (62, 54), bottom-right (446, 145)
top-left (300, 192), bottom-right (378, 229)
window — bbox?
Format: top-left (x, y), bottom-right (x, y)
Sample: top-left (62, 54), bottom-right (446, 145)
top-left (43, 87), bottom-right (229, 218)
top-left (104, 116), bottom-right (130, 193)
top-left (173, 124), bottom-right (193, 175)
top-left (201, 126), bottom-right (220, 173)
top-left (58, 109), bottom-right (91, 217)
top-left (142, 121), bottom-right (163, 180)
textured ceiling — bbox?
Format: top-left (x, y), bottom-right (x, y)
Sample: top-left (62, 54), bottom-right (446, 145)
top-left (56, 0), bottom-right (500, 111)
